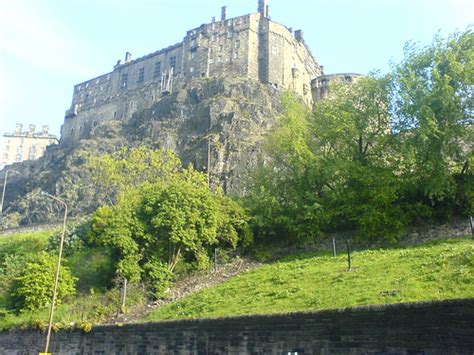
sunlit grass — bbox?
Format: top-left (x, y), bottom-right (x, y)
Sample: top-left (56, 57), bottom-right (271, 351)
top-left (145, 237), bottom-right (474, 322)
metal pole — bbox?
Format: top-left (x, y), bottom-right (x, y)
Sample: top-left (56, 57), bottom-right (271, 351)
top-left (346, 239), bottom-right (352, 272)
top-left (470, 216), bottom-right (474, 238)
top-left (214, 247), bottom-right (217, 272)
top-left (332, 238), bottom-right (337, 257)
top-left (207, 137), bottom-right (211, 188)
top-left (121, 277), bottom-right (128, 313)
top-left (0, 169), bottom-right (18, 214)
top-left (42, 192), bottom-right (67, 354)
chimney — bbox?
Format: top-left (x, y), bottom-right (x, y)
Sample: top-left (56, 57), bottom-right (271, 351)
top-left (295, 30), bottom-right (304, 42)
top-left (125, 52), bottom-right (132, 62)
top-left (258, 0), bottom-right (268, 17)
top-left (221, 6), bottom-right (227, 21)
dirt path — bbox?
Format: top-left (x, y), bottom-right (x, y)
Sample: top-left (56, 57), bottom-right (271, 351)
top-left (111, 256), bottom-right (262, 323)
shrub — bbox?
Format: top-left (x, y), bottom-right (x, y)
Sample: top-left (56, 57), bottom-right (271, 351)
top-left (9, 252), bottom-right (77, 312)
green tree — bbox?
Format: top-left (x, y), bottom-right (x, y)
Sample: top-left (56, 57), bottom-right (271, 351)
top-left (9, 252), bottom-right (76, 312)
top-left (392, 29), bottom-right (473, 203)
top-left (88, 147), bottom-right (251, 298)
top-left (139, 179), bottom-right (219, 273)
top-left (312, 75), bottom-right (407, 240)
top-left (246, 94), bottom-right (325, 243)
top-left (87, 146), bottom-right (182, 205)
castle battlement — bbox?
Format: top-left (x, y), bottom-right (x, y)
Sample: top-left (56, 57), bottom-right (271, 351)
top-left (60, 1), bottom-right (323, 146)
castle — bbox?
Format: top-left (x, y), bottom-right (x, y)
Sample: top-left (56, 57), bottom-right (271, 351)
top-left (60, 1), bottom-right (356, 146)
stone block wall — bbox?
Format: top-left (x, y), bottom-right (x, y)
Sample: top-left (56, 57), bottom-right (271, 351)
top-left (1, 299), bottom-right (473, 354)
top-left (59, 3), bottom-right (322, 147)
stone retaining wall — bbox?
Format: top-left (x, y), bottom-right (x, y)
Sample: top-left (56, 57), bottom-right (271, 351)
top-left (1, 299), bottom-right (473, 354)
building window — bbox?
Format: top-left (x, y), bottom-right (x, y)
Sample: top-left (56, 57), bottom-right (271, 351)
top-left (170, 56), bottom-right (176, 70)
top-left (121, 73), bottom-right (128, 88)
top-left (235, 40), bottom-right (240, 49)
top-left (227, 31), bottom-right (233, 38)
top-left (190, 49), bottom-right (197, 59)
top-left (154, 62), bottom-right (161, 78)
top-left (219, 45), bottom-right (223, 52)
top-left (212, 33), bottom-right (217, 41)
top-left (138, 68), bottom-right (145, 83)
top-left (190, 67), bottom-right (194, 73)
top-left (233, 52), bottom-right (239, 59)
top-left (217, 55), bottom-right (222, 63)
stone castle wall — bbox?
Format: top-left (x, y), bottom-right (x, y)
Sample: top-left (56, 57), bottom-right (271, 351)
top-left (60, 2), bottom-right (322, 147)
top-left (1, 299), bottom-right (472, 354)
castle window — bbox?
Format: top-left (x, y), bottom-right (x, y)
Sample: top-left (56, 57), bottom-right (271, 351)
top-left (233, 52), bottom-right (240, 59)
top-left (217, 55), bottom-right (222, 63)
top-left (234, 40), bottom-right (240, 49)
top-left (219, 45), bottom-right (223, 52)
top-left (96, 79), bottom-right (100, 84)
top-left (190, 49), bottom-right (197, 59)
top-left (212, 33), bottom-right (217, 41)
top-left (227, 31), bottom-right (233, 38)
top-left (107, 75), bottom-right (111, 80)
top-left (121, 73), bottom-right (128, 88)
top-left (190, 67), bottom-right (194, 73)
top-left (138, 68), bottom-right (145, 83)
top-left (85, 83), bottom-right (89, 88)
top-left (190, 39), bottom-right (196, 47)
top-left (153, 62), bottom-right (161, 78)
top-left (169, 56), bottom-right (176, 70)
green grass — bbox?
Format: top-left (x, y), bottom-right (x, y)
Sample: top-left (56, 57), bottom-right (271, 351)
top-left (145, 237), bottom-right (474, 322)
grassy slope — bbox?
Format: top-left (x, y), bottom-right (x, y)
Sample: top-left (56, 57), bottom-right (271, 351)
top-left (145, 237), bottom-right (474, 322)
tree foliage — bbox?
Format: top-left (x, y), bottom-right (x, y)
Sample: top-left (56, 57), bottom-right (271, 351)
top-left (9, 252), bottom-right (77, 312)
top-left (392, 30), bottom-right (473, 202)
top-left (88, 147), bottom-right (251, 298)
top-left (247, 29), bottom-right (473, 244)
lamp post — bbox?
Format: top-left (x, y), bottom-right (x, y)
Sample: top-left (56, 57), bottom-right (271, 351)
top-left (0, 169), bottom-right (19, 214)
top-left (41, 191), bottom-right (68, 354)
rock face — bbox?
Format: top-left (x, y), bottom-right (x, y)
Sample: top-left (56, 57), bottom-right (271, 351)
top-left (126, 77), bottom-right (283, 193)
top-left (0, 77), bottom-right (284, 224)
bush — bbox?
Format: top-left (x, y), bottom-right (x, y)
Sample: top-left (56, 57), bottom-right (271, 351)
top-left (9, 252), bottom-right (77, 312)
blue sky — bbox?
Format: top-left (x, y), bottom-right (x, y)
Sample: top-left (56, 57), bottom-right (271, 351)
top-left (0, 0), bottom-right (472, 138)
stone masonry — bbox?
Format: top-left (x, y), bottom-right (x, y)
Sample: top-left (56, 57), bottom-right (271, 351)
top-left (1, 299), bottom-right (473, 354)
top-left (60, 1), bottom-right (325, 147)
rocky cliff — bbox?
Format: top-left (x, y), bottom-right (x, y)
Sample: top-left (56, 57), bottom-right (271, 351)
top-left (1, 77), bottom-right (284, 225)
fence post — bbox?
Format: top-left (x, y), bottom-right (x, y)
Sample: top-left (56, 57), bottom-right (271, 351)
top-left (346, 239), bottom-right (352, 271)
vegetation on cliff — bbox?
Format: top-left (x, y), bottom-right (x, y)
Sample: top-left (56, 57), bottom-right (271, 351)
top-left (246, 30), bottom-right (473, 245)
